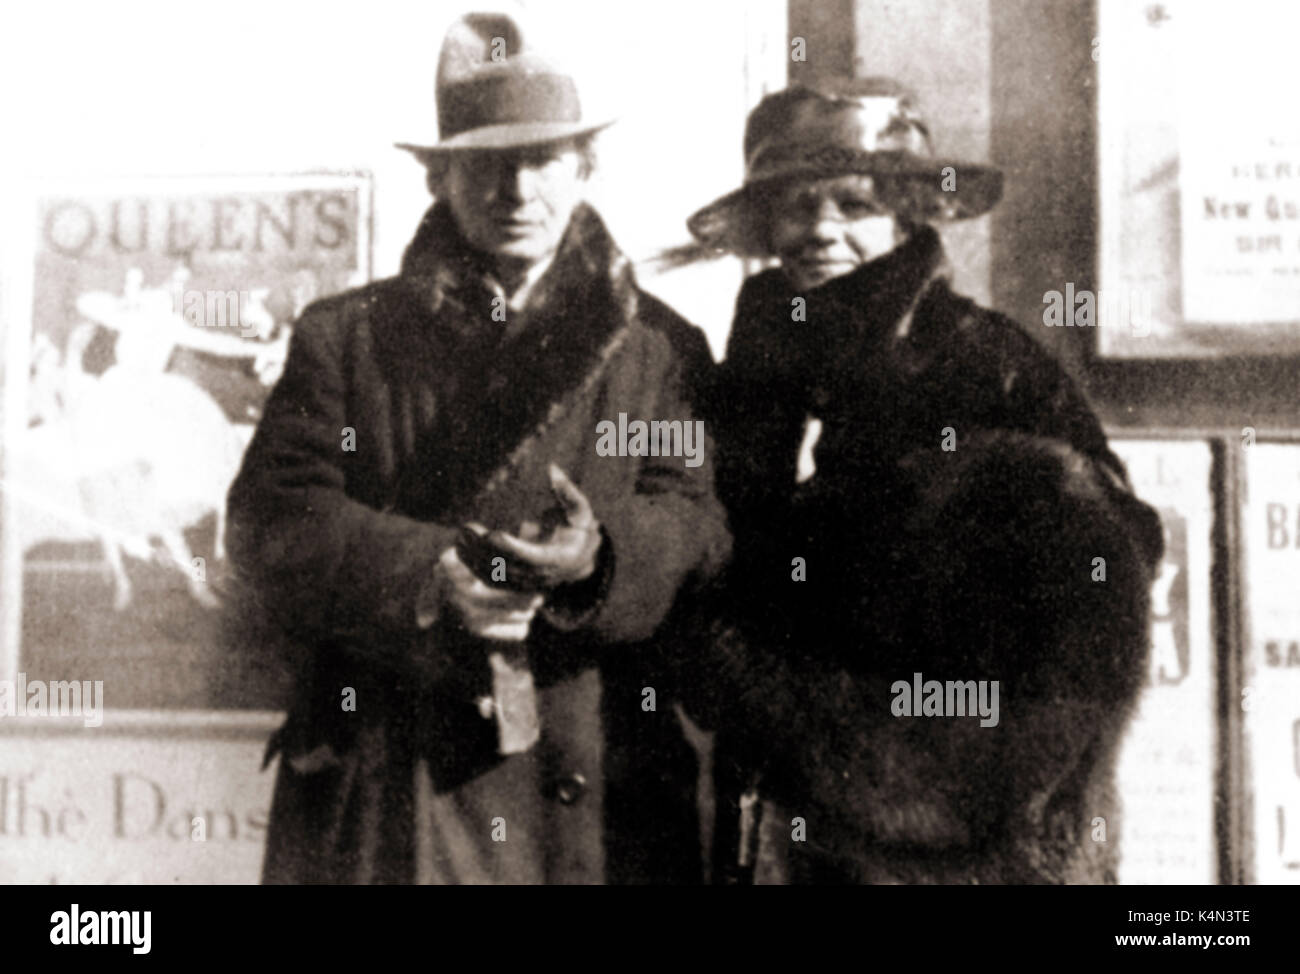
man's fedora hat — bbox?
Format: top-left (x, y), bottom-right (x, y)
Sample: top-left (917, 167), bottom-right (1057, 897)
top-left (396, 12), bottom-right (613, 157)
top-left (687, 78), bottom-right (1004, 256)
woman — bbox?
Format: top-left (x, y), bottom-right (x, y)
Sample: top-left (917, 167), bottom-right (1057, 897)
top-left (683, 78), bottom-right (1165, 884)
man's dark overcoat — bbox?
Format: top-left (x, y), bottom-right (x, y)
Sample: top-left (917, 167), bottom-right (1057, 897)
top-left (226, 202), bottom-right (730, 884)
top-left (691, 225), bottom-right (1165, 884)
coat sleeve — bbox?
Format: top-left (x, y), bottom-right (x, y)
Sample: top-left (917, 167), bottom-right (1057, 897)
top-left (707, 290), bottom-right (808, 529)
top-left (982, 316), bottom-right (1165, 565)
top-left (225, 303), bottom-right (459, 656)
top-left (559, 321), bottom-right (732, 645)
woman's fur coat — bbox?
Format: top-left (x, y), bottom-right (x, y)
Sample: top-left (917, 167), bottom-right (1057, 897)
top-left (690, 226), bottom-right (1164, 884)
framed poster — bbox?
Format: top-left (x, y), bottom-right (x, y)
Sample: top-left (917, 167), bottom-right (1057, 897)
top-left (1241, 441), bottom-right (1300, 883)
top-left (1097, 0), bottom-right (1300, 358)
top-left (1110, 438), bottom-right (1217, 883)
top-left (0, 173), bottom-right (371, 713)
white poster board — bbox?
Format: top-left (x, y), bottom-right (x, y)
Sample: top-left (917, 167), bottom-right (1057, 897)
top-left (1098, 0), bottom-right (1300, 356)
top-left (1112, 438), bottom-right (1216, 883)
top-left (1175, 5), bottom-right (1300, 326)
top-left (1241, 442), bottom-right (1300, 883)
top-left (0, 718), bottom-right (276, 884)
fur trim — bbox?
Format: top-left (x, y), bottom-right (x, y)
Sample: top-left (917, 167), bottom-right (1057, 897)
top-left (389, 202), bottom-right (640, 517)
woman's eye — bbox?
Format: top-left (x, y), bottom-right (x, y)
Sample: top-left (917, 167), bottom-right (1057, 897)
top-left (839, 199), bottom-right (878, 217)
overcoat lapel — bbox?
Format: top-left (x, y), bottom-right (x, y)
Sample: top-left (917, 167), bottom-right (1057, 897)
top-left (384, 202), bottom-right (637, 523)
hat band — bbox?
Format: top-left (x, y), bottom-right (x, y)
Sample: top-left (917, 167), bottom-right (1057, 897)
top-left (438, 73), bottom-right (582, 141)
top-left (748, 133), bottom-right (930, 182)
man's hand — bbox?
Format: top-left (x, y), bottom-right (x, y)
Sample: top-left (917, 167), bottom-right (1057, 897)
top-left (474, 465), bottom-right (603, 589)
top-left (438, 546), bottom-right (544, 641)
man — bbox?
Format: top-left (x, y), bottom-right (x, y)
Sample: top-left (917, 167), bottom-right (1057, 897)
top-left (683, 78), bottom-right (1165, 883)
top-left (226, 13), bottom-right (729, 884)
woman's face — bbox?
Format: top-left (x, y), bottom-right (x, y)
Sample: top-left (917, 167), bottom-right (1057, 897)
top-left (766, 175), bottom-right (901, 290)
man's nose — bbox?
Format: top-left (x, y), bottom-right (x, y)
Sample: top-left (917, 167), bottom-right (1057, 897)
top-left (495, 163), bottom-right (534, 204)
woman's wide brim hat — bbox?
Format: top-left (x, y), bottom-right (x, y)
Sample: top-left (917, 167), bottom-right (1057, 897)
top-left (396, 12), bottom-right (613, 158)
top-left (686, 78), bottom-right (1004, 256)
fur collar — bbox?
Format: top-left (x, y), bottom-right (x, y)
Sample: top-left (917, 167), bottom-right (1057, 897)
top-left (398, 200), bottom-right (627, 329)
top-left (736, 224), bottom-right (954, 345)
top-left (726, 224), bottom-right (961, 403)
top-left (391, 201), bottom-right (640, 517)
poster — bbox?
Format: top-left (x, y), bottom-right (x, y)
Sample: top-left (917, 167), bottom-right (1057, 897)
top-left (1098, 0), bottom-right (1300, 357)
top-left (1175, 3), bottom-right (1300, 329)
top-left (2, 174), bottom-right (371, 711)
top-left (0, 723), bottom-right (275, 883)
top-left (1111, 438), bottom-right (1216, 884)
top-left (1241, 442), bottom-right (1300, 883)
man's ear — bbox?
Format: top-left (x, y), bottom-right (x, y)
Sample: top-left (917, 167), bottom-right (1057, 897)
top-left (569, 134), bottom-right (597, 181)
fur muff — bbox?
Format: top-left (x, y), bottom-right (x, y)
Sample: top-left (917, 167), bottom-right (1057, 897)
top-left (710, 433), bottom-right (1157, 884)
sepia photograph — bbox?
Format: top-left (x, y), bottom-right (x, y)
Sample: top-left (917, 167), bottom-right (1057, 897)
top-left (0, 0), bottom-right (1292, 949)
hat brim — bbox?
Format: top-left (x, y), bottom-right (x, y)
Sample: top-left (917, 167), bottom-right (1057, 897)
top-left (687, 152), bottom-right (1004, 257)
top-left (397, 118), bottom-right (615, 158)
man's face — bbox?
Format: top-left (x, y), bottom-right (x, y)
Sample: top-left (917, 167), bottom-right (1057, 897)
top-left (767, 175), bottom-right (900, 290)
top-left (441, 141), bottom-right (587, 266)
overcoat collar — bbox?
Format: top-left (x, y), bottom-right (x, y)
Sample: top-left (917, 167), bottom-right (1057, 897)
top-left (390, 201), bottom-right (640, 519)
top-left (398, 200), bottom-right (626, 340)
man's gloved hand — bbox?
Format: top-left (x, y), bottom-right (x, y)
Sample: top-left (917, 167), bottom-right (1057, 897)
top-left (468, 464), bottom-right (603, 590)
top-left (438, 545), bottom-right (544, 641)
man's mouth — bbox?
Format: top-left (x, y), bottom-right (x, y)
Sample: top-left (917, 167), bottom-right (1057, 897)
top-left (494, 213), bottom-right (539, 229)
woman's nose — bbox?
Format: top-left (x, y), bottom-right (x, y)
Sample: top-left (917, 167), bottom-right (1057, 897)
top-left (803, 200), bottom-right (844, 243)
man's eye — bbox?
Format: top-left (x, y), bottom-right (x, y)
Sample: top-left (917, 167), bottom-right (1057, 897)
top-left (525, 148), bottom-right (567, 168)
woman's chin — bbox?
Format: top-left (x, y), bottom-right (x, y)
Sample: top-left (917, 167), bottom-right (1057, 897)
top-left (786, 262), bottom-right (857, 291)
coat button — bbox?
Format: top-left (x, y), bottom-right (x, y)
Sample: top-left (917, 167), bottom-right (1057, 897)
top-left (552, 773), bottom-right (587, 805)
